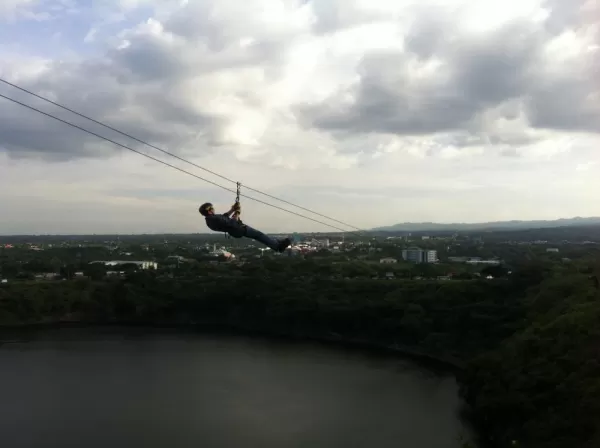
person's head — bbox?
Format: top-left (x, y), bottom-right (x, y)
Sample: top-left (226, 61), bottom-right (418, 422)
top-left (199, 202), bottom-right (214, 216)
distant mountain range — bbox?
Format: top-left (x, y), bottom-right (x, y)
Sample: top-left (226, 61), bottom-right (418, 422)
top-left (372, 217), bottom-right (600, 232)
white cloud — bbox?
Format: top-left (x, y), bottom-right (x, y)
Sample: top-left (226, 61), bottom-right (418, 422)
top-left (0, 0), bottom-right (38, 20)
top-left (0, 0), bottom-right (599, 235)
top-left (0, 0), bottom-right (82, 22)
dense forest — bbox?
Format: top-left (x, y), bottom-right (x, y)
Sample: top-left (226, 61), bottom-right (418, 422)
top-left (1, 256), bottom-right (599, 448)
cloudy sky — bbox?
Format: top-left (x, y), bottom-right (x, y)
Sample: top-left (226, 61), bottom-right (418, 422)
top-left (0, 0), bottom-right (598, 235)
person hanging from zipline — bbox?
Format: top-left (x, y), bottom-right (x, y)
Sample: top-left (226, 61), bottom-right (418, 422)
top-left (198, 182), bottom-right (292, 253)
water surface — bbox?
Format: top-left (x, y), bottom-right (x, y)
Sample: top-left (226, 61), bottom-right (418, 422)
top-left (0, 327), bottom-right (469, 448)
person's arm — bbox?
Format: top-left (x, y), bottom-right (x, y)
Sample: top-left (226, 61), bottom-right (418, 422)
top-left (222, 202), bottom-right (240, 218)
top-left (222, 205), bottom-right (235, 217)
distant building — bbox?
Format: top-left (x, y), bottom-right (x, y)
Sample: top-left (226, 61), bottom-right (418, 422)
top-left (91, 260), bottom-right (158, 269)
top-left (402, 247), bottom-right (421, 263)
top-left (35, 273), bottom-right (58, 280)
top-left (465, 259), bottom-right (501, 265)
top-left (546, 248), bottom-right (559, 253)
top-left (380, 257), bottom-right (398, 264)
top-left (210, 250), bottom-right (235, 259)
top-left (424, 250), bottom-right (438, 263)
top-left (449, 256), bottom-right (501, 265)
top-left (401, 247), bottom-right (437, 263)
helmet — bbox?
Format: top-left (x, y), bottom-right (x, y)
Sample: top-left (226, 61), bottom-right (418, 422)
top-left (199, 202), bottom-right (214, 216)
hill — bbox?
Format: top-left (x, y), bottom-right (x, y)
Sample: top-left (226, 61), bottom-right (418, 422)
top-left (373, 217), bottom-right (600, 232)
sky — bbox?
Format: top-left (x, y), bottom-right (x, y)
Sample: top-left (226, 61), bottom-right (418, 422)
top-left (0, 0), bottom-right (599, 235)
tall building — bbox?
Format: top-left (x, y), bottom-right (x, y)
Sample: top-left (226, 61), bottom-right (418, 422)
top-left (402, 247), bottom-right (422, 263)
top-left (425, 250), bottom-right (438, 263)
top-left (401, 247), bottom-right (438, 264)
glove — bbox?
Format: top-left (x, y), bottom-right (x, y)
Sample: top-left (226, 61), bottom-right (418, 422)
top-left (233, 202), bottom-right (241, 212)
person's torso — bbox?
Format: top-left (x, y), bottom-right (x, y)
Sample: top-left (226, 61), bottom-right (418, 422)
top-left (205, 215), bottom-right (243, 234)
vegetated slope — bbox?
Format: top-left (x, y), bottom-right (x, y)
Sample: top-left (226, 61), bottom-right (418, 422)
top-left (1, 261), bottom-right (599, 447)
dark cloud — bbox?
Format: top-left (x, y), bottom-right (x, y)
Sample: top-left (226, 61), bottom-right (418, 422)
top-left (403, 4), bottom-right (457, 60)
top-left (1, 0), bottom-right (597, 165)
top-left (453, 24), bottom-right (542, 106)
top-left (0, 49), bottom-right (220, 161)
top-left (526, 54), bottom-right (600, 133)
top-left (298, 2), bottom-right (599, 138)
top-left (0, 123), bottom-right (89, 162)
top-left (0, 0), bottom-right (293, 161)
top-left (541, 0), bottom-right (587, 34)
top-left (109, 41), bottom-right (185, 82)
top-left (298, 20), bottom-right (544, 135)
top-left (0, 80), bottom-right (118, 161)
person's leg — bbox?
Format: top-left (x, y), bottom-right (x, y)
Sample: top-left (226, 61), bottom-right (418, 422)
top-left (243, 225), bottom-right (280, 251)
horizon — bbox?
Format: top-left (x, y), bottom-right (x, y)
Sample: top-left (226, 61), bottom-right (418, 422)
top-left (1, 0), bottom-right (599, 235)
top-left (1, 215), bottom-right (600, 237)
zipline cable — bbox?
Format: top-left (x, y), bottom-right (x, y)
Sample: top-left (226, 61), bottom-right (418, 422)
top-left (0, 77), bottom-right (363, 232)
top-left (0, 92), bottom-right (363, 235)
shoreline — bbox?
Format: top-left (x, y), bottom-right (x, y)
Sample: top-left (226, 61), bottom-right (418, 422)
top-left (0, 319), bottom-right (464, 373)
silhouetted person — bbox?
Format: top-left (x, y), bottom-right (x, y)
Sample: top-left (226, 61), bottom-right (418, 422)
top-left (199, 202), bottom-right (291, 252)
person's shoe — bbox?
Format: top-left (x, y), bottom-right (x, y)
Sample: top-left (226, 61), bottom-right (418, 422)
top-left (276, 238), bottom-right (292, 253)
